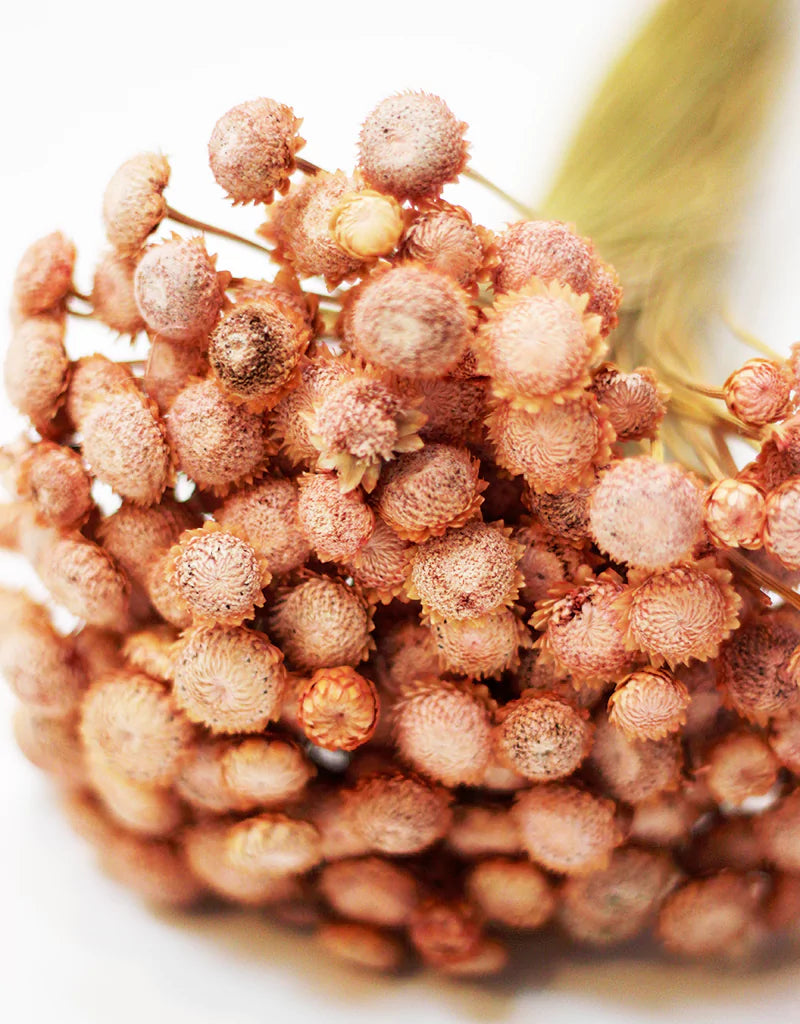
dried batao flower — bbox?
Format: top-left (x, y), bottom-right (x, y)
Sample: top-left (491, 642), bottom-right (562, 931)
top-left (704, 478), bottom-right (765, 550)
top-left (216, 476), bottom-right (311, 575)
top-left (702, 731), bottom-right (780, 807)
top-left (174, 738), bottom-right (239, 814)
top-left (371, 617), bottom-right (440, 700)
top-left (406, 520), bottom-right (522, 624)
top-left (723, 358), bottom-right (793, 427)
top-left (13, 707), bottom-right (86, 786)
top-left (344, 518), bottom-right (411, 603)
top-left (297, 665), bottom-right (379, 751)
top-left (142, 338), bottom-right (208, 415)
top-left (559, 847), bottom-right (679, 947)
top-left (12, 232), bottom-right (75, 317)
top-left (431, 609), bottom-right (530, 679)
top-left (208, 98), bottom-right (304, 205)
top-left (81, 387), bottom-right (172, 506)
top-left (740, 438), bottom-right (800, 493)
top-left (317, 856), bottom-right (419, 928)
top-left (769, 710), bottom-right (800, 773)
top-left (271, 357), bottom-right (351, 467)
top-left (166, 378), bottom-right (269, 494)
top-left (344, 771), bottom-right (452, 855)
top-left (617, 561), bottom-right (741, 668)
top-left (220, 735), bottom-right (315, 810)
top-left (0, 610), bottom-right (87, 715)
top-left (269, 575), bottom-right (373, 671)
top-left (13, 441), bottom-right (92, 530)
top-left (374, 444), bottom-right (485, 542)
top-left (96, 498), bottom-right (199, 586)
top-left (98, 831), bottom-right (204, 908)
top-left (71, 626), bottom-right (123, 678)
top-left (717, 614), bottom-right (800, 725)
top-left (513, 647), bottom-right (607, 709)
top-left (90, 250), bottom-right (146, 337)
top-left (755, 790), bottom-right (800, 872)
top-left (358, 91), bottom-right (468, 202)
top-left (628, 791), bottom-right (700, 848)
top-left (89, 760), bottom-right (184, 837)
top-left (525, 482), bottom-right (593, 542)
top-left (683, 817), bottom-right (765, 876)
top-left (763, 478), bottom-right (800, 570)
top-left (513, 519), bottom-right (583, 608)
top-left (412, 374), bottom-right (488, 447)
top-left (225, 812), bottom-right (322, 876)
top-left (446, 804), bottom-right (522, 858)
top-left (435, 937), bottom-right (508, 978)
top-left (494, 693), bottom-right (593, 782)
top-left (229, 269), bottom-right (319, 333)
top-left (589, 458), bottom-right (703, 570)
top-left (487, 397), bottom-right (614, 493)
top-left (343, 263), bottom-right (473, 379)
top-left (408, 897), bottom-right (484, 969)
top-left (400, 201), bottom-right (493, 290)
top-left (65, 353), bottom-right (133, 429)
top-left (392, 678), bottom-right (493, 786)
top-left (589, 363), bottom-right (668, 441)
top-left (589, 712), bottom-right (682, 805)
top-left (475, 278), bottom-right (604, 410)
top-left (303, 786), bottom-right (372, 862)
top-left (103, 153), bottom-right (170, 256)
top-left (329, 189), bottom-right (406, 259)
top-left (134, 236), bottom-right (227, 345)
top-left (296, 472), bottom-right (375, 563)
top-left (36, 532), bottom-right (130, 629)
top-left (171, 622), bottom-right (286, 734)
top-left (657, 874), bottom-right (765, 959)
top-left (208, 299), bottom-right (310, 412)
top-left (512, 783), bottom-right (623, 875)
top-left (4, 315), bottom-right (69, 430)
top-left (316, 922), bottom-right (405, 973)
top-left (79, 671), bottom-right (192, 785)
top-left (466, 857), bottom-right (555, 931)
top-left (122, 625), bottom-right (177, 682)
top-left (608, 668), bottom-right (690, 741)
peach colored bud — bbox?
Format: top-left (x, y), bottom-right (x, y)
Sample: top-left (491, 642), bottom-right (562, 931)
top-left (97, 498), bottom-right (199, 586)
top-left (514, 520), bottom-right (583, 607)
top-left (358, 92), bottom-right (468, 201)
top-left (763, 478), bottom-right (800, 570)
top-left (13, 232), bottom-right (75, 316)
top-left (208, 98), bottom-right (303, 204)
top-left (372, 618), bottom-right (440, 698)
top-left (296, 472), bottom-right (374, 563)
top-left (216, 475), bottom-right (310, 575)
top-left (134, 236), bottom-right (226, 344)
top-left (65, 354), bottom-right (134, 429)
top-left (174, 738), bottom-right (238, 814)
top-left (143, 338), bottom-right (208, 415)
top-left (297, 666), bottom-right (379, 751)
top-left (466, 857), bottom-right (555, 930)
top-left (413, 374), bottom-right (487, 446)
top-left (90, 251), bottom-right (145, 336)
top-left (318, 856), bottom-right (419, 928)
top-left (4, 315), bottom-right (68, 429)
top-left (269, 575), bottom-right (373, 672)
top-left (436, 937), bottom-right (508, 978)
top-left (400, 202), bottom-right (491, 290)
top-left (769, 711), bottom-right (800, 773)
top-left (72, 626), bottom-right (123, 679)
top-left (494, 693), bottom-right (593, 782)
top-left (37, 533), bottom-right (130, 629)
top-left (98, 832), bottom-right (204, 907)
top-left (89, 760), bottom-right (183, 837)
top-left (406, 520), bottom-right (522, 624)
top-left (704, 478), bottom-right (765, 550)
top-left (271, 357), bottom-right (351, 466)
top-left (329, 190), bottom-right (405, 258)
top-left (345, 263), bottom-right (472, 378)
top-left (345, 518), bottom-right (411, 603)
top-left (718, 615), bottom-right (800, 725)
top-left (166, 378), bottom-right (269, 494)
top-left (103, 153), bottom-right (170, 256)
top-left (657, 874), bottom-right (764, 958)
top-left (446, 804), bottom-right (522, 858)
top-left (628, 791), bottom-right (700, 848)
top-left (756, 790), bottom-right (800, 872)
top-left (316, 922), bottom-right (405, 972)
top-left (432, 609), bottom-right (530, 679)
top-left (590, 458), bottom-right (704, 570)
top-left (589, 712), bottom-right (682, 804)
top-left (724, 358), bottom-right (792, 426)
top-left (608, 668), bottom-right (690, 741)
top-left (225, 812), bottom-right (322, 876)
top-left (80, 671), bottom-right (192, 785)
top-left (15, 441), bottom-right (92, 530)
top-left (13, 707), bottom-right (86, 786)
top-left (409, 897), bottom-right (484, 968)
top-left (122, 625), bottom-right (177, 681)
top-left (345, 771), bottom-right (452, 855)
top-left (525, 483), bottom-right (593, 542)
top-left (514, 648), bottom-right (607, 709)
top-left (172, 623), bottom-right (286, 734)
top-left (511, 783), bottom-right (623, 875)
top-left (704, 731), bottom-right (779, 806)
top-left (590, 363), bottom-right (668, 441)
top-left (220, 735), bottom-right (314, 810)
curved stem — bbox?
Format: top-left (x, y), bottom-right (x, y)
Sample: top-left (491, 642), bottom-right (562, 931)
top-left (295, 157), bottom-right (324, 176)
top-left (720, 310), bottom-right (783, 362)
top-left (464, 168), bottom-right (536, 219)
top-left (166, 205), bottom-right (271, 255)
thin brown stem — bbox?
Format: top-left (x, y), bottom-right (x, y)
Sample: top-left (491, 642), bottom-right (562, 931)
top-left (464, 168), bottom-right (536, 219)
top-left (295, 157), bottom-right (324, 176)
top-left (726, 547), bottom-right (800, 611)
top-left (682, 380), bottom-right (725, 399)
top-left (166, 205), bottom-right (271, 255)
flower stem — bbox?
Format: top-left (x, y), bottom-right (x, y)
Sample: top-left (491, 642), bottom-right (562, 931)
top-left (165, 205), bottom-right (271, 255)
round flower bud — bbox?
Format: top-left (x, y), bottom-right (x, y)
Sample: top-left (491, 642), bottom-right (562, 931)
top-left (608, 668), bottom-right (690, 741)
top-left (225, 812), bottom-right (322, 876)
top-left (345, 263), bottom-right (472, 378)
top-left (755, 790), bottom-right (800, 872)
top-left (269, 576), bottom-right (373, 671)
top-left (98, 833), bottom-right (203, 908)
top-left (297, 666), bottom-right (379, 751)
top-left (13, 232), bottom-right (75, 316)
top-left (357, 92), bottom-right (468, 201)
top-left (345, 519), bottom-right (411, 603)
top-left (704, 731), bottom-right (780, 806)
top-left (704, 478), bottom-right (765, 550)
top-left (174, 738), bottom-right (239, 814)
top-left (763, 478), bottom-right (800, 570)
top-left (329, 190), bottom-right (405, 258)
top-left (432, 610), bottom-right (530, 679)
top-left (4, 315), bottom-right (68, 430)
top-left (80, 671), bottom-right (192, 785)
top-left (15, 441), bottom-right (92, 530)
top-left (316, 922), bottom-right (405, 972)
top-left (514, 520), bottom-right (583, 608)
top-left (723, 359), bottom-right (792, 426)
top-left (344, 771), bottom-right (452, 855)
top-left (89, 761), bottom-right (183, 837)
top-left (446, 804), bottom-right (522, 858)
top-left (296, 472), bottom-right (375, 563)
top-left (413, 374), bottom-right (487, 446)
top-left (466, 857), bottom-right (555, 931)
top-left (216, 476), bottom-right (311, 575)
top-left (372, 618), bottom-right (440, 698)
top-left (589, 712), bottom-right (682, 804)
top-left (13, 707), bottom-right (86, 786)
top-left (511, 783), bottom-right (622, 875)
top-left (172, 623), bottom-right (286, 734)
top-left (628, 791), bottom-right (699, 848)
top-left (37, 533), bottom-right (130, 629)
top-left (96, 498), bottom-right (199, 586)
top-left (525, 483), bottom-right (593, 542)
top-left (208, 98), bottom-right (303, 204)
top-left (318, 856), bottom-right (419, 928)
top-left (66, 354), bottom-right (134, 429)
top-left (90, 251), bottom-right (145, 336)
top-left (408, 898), bottom-right (484, 968)
top-left (220, 735), bottom-right (314, 810)
top-left (407, 520), bottom-right (522, 624)
top-left (134, 236), bottom-right (226, 344)
top-left (590, 364), bottom-right (668, 441)
top-left (494, 693), bottom-right (593, 782)
top-left (142, 338), bottom-right (208, 415)
top-left (400, 202), bottom-right (491, 290)
top-left (769, 711), bottom-right (800, 773)
top-left (103, 153), bottom-right (170, 256)
top-left (657, 875), bottom-right (764, 958)
top-left (122, 625), bottom-right (177, 681)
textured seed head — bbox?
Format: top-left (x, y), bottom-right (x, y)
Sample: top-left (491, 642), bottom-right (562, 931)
top-left (358, 92), bottom-right (468, 201)
top-left (269, 576), bottom-right (373, 671)
top-left (103, 153), bottom-right (170, 256)
top-left (0, 615), bottom-right (86, 715)
top-left (657, 874), bottom-right (764, 958)
top-left (230, 270), bottom-right (319, 331)
top-left (432, 609), bottom-right (529, 679)
top-left (317, 922), bottom-right (405, 972)
top-left (220, 735), bottom-right (314, 809)
top-left (208, 299), bottom-right (309, 410)
top-left (409, 897), bottom-right (484, 967)
top-left (704, 478), bottom-right (765, 550)
top-left (446, 804), bottom-right (522, 858)
top-left (272, 357), bottom-right (352, 466)
top-left (65, 354), bottom-right (133, 429)
top-left (296, 472), bottom-right (375, 563)
top-left (13, 232), bottom-right (75, 316)
top-left (97, 498), bottom-right (199, 585)
top-left (172, 623), bottom-right (286, 734)
top-left (329, 189), bottom-right (405, 258)
top-left (297, 666), bottom-right (379, 751)
top-left (413, 374), bottom-right (487, 446)
top-left (407, 520), bottom-right (521, 623)
top-left (514, 520), bottom-right (583, 607)
top-left (90, 251), bottom-right (145, 336)
top-left (512, 783), bottom-right (622, 875)
top-left (345, 518), bottom-right (411, 602)
top-left (89, 760), bottom-right (183, 837)
top-left (704, 731), bottom-right (779, 806)
top-left (122, 625), bottom-right (177, 681)
top-left (755, 790), bottom-right (800, 872)
top-left (589, 458), bottom-right (703, 569)
top-left (4, 315), bottom-right (68, 429)
top-left (400, 202), bottom-right (490, 289)
top-left (493, 220), bottom-right (594, 297)
top-left (724, 359), bottom-right (792, 426)
top-left (763, 478), bottom-right (800, 570)
top-left (13, 707), bottom-right (86, 786)
top-left (590, 363), bottom-right (669, 441)
top-left (318, 856), bottom-right (419, 928)
top-left (345, 263), bottom-right (472, 378)
top-left (589, 712), bottom-right (682, 804)
top-left (166, 378), bottom-right (268, 493)
top-left (345, 771), bottom-right (452, 855)
top-left (134, 236), bottom-right (225, 344)
top-left (37, 533), bottom-right (130, 628)
top-left (80, 671), bottom-right (192, 785)
top-left (216, 476), bottom-right (311, 575)
top-left (15, 441), bottom-right (91, 529)
top-left (98, 833), bottom-right (203, 908)
top-left (374, 444), bottom-right (484, 542)
top-left (372, 618), bottom-right (440, 699)
top-left (225, 812), bottom-right (322, 876)
top-left (208, 98), bottom-right (303, 204)
top-left (466, 857), bottom-right (555, 930)
top-left (525, 483), bottom-right (593, 542)
top-left (494, 694), bottom-right (593, 782)
top-left (608, 668), bottom-right (690, 741)
top-left (719, 615), bottom-right (800, 724)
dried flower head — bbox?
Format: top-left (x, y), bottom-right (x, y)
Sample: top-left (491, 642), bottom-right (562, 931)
top-left (90, 251), bottom-right (145, 336)
top-left (589, 712), bottom-right (682, 804)
top-left (271, 357), bottom-right (351, 466)
top-left (142, 337), bottom-right (208, 414)
top-left (96, 498), bottom-right (198, 585)
top-left (122, 625), bottom-right (177, 681)
top-left (216, 475), bottom-right (310, 575)
top-left (590, 363), bottom-right (669, 441)
top-left (769, 711), bottom-right (800, 773)
top-left (704, 730), bottom-right (780, 806)
top-left (372, 618), bottom-right (440, 698)
top-left (4, 315), bottom-right (69, 430)
top-left (13, 707), bottom-right (86, 787)
top-left (466, 857), bottom-right (555, 931)
top-left (446, 804), bottom-right (522, 858)
top-left (412, 374), bottom-right (487, 446)
top-left (208, 98), bottom-right (303, 204)
top-left (296, 472), bottom-right (375, 563)
top-left (316, 922), bottom-right (405, 972)
top-left (432, 609), bottom-right (529, 679)
top-left (0, 612), bottom-right (86, 716)
top-left (174, 738), bottom-right (238, 814)
top-left (89, 760), bottom-right (183, 837)
top-left (220, 735), bottom-right (314, 809)
top-left (345, 771), bottom-right (452, 855)
top-left (755, 790), bottom-right (800, 872)
top-left (400, 202), bottom-right (492, 290)
top-left (408, 897), bottom-right (484, 968)
top-left (763, 478), bottom-right (800, 570)
top-left (329, 189), bottom-right (406, 259)
top-left (37, 533), bottom-right (130, 629)
top-left (514, 520), bottom-right (583, 607)
top-left (65, 354), bottom-right (133, 428)
top-left (525, 483), bottom-right (593, 542)
top-left (608, 668), bottom-right (690, 741)
top-left (103, 153), bottom-right (170, 256)
top-left (724, 359), bottom-right (792, 426)
top-left (718, 614), bottom-right (800, 725)
top-left (318, 856), bottom-right (419, 928)
top-left (14, 441), bottom-right (92, 530)
top-left (494, 693), bottom-right (593, 782)
top-left (98, 833), bottom-right (203, 908)
top-left (172, 623), bottom-right (286, 733)
top-left (345, 518), bottom-right (411, 603)
top-left (704, 478), bottom-right (765, 550)
top-left (358, 92), bottom-right (468, 201)
top-left (13, 232), bottom-right (75, 317)
top-left (297, 666), bottom-right (379, 751)
top-left (225, 812), bottom-right (322, 876)
top-left (657, 874), bottom-right (764, 958)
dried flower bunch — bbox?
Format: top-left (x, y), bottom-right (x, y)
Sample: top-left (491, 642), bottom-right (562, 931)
top-left (4, 86), bottom-right (800, 980)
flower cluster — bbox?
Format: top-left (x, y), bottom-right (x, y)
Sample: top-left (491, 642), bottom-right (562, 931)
top-left (3, 90), bottom-right (800, 978)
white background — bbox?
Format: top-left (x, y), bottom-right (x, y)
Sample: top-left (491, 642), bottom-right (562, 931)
top-left (2, 1), bottom-right (800, 1021)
